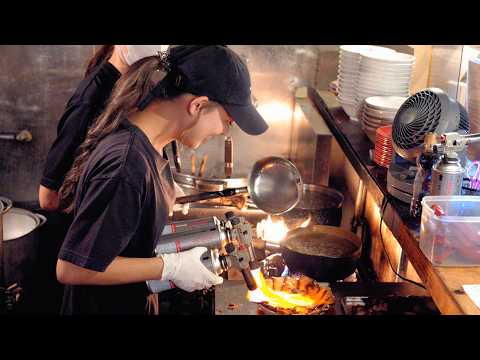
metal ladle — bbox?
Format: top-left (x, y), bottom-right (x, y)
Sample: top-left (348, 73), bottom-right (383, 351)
top-left (175, 156), bottom-right (303, 215)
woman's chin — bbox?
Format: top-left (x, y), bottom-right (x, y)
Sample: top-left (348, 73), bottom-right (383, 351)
top-left (180, 136), bottom-right (212, 150)
top-left (179, 140), bottom-right (199, 150)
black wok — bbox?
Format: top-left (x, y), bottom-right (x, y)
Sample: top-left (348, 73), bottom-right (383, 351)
top-left (273, 225), bottom-right (362, 282)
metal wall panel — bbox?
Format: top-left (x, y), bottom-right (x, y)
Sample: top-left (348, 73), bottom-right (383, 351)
top-left (0, 45), bottom-right (95, 202)
top-left (0, 45), bottom-right (341, 202)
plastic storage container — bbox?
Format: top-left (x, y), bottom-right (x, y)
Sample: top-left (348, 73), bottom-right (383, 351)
top-left (420, 196), bottom-right (480, 266)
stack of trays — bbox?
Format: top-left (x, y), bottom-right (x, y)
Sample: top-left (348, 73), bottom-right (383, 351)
top-left (361, 96), bottom-right (406, 143)
top-left (374, 125), bottom-right (393, 168)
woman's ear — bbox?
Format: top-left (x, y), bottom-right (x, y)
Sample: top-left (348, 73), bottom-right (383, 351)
top-left (187, 96), bottom-right (210, 116)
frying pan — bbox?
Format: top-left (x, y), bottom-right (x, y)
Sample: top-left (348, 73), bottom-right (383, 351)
top-left (274, 225), bottom-right (362, 282)
top-left (175, 156), bottom-right (303, 215)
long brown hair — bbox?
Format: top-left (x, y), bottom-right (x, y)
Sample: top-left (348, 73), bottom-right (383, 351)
top-left (59, 55), bottom-right (175, 213)
top-left (84, 45), bottom-right (115, 77)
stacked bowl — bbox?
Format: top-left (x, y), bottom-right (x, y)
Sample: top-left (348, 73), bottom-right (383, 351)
top-left (354, 51), bottom-right (415, 120)
top-left (361, 96), bottom-right (407, 143)
top-left (337, 45), bottom-right (396, 120)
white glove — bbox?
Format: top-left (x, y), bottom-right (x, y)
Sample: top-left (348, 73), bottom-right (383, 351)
top-left (171, 182), bottom-right (190, 216)
top-left (117, 45), bottom-right (170, 66)
top-left (160, 247), bottom-right (223, 292)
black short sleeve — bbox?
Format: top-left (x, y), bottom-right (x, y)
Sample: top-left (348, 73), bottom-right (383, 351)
top-left (58, 176), bottom-right (144, 272)
top-left (41, 103), bottom-right (97, 191)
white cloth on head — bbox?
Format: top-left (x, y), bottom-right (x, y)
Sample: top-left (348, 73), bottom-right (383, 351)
top-left (118, 45), bottom-right (170, 66)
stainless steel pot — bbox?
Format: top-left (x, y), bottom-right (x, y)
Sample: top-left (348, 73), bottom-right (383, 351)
top-left (2, 207), bottom-right (46, 287)
top-left (281, 184), bottom-right (344, 229)
top-left (0, 197), bottom-right (13, 285)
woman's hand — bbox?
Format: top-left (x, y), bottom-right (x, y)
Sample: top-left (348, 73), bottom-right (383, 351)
top-left (160, 247), bottom-right (223, 292)
top-left (38, 184), bottom-right (60, 210)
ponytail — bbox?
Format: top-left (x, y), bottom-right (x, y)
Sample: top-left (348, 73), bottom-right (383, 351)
top-left (84, 45), bottom-right (115, 77)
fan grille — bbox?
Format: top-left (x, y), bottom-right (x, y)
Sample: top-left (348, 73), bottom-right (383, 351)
top-left (392, 90), bottom-right (442, 150)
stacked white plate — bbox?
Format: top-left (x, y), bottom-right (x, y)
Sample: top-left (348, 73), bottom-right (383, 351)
top-left (337, 45), bottom-right (396, 120)
top-left (354, 51), bottom-right (415, 120)
top-left (361, 96), bottom-right (407, 143)
top-left (468, 57), bottom-right (480, 133)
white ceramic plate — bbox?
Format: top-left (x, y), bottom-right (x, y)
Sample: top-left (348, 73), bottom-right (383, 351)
top-left (364, 108), bottom-right (397, 119)
top-left (364, 96), bottom-right (408, 111)
top-left (356, 92), bottom-right (409, 101)
top-left (364, 111), bottom-right (397, 121)
top-left (356, 82), bottom-right (410, 92)
top-left (338, 69), bottom-right (359, 77)
top-left (340, 45), bottom-right (396, 57)
top-left (357, 73), bottom-right (412, 82)
top-left (338, 77), bottom-right (357, 86)
top-left (338, 88), bottom-right (356, 95)
top-left (358, 80), bottom-right (411, 90)
top-left (337, 93), bottom-right (355, 105)
top-left (360, 62), bottom-right (414, 70)
top-left (339, 56), bottom-right (360, 65)
top-left (362, 115), bottom-right (394, 126)
top-left (360, 66), bottom-right (413, 77)
top-left (338, 76), bottom-right (358, 85)
top-left (356, 85), bottom-right (410, 95)
top-left (360, 51), bottom-right (415, 64)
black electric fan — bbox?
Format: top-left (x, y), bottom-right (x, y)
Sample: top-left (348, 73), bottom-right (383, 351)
top-left (387, 88), bottom-right (469, 203)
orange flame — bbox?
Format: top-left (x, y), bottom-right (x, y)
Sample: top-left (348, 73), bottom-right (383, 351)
top-left (247, 269), bottom-right (316, 309)
top-left (256, 215), bottom-right (312, 244)
top-left (299, 215), bottom-right (312, 228)
top-left (256, 215), bottom-right (289, 243)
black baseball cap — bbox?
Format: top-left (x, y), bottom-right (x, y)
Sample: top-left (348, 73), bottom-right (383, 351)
top-left (138, 45), bottom-right (269, 136)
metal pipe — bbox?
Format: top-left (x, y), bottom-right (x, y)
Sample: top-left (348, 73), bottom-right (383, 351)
top-left (155, 227), bottom-right (227, 255)
top-left (241, 268), bottom-right (257, 291)
top-left (0, 130), bottom-right (32, 142)
top-left (198, 154), bottom-right (208, 177)
top-left (161, 217), bottom-right (218, 237)
top-left (171, 140), bottom-right (182, 173)
top-left (224, 136), bottom-right (233, 178)
top-left (351, 179), bottom-right (367, 234)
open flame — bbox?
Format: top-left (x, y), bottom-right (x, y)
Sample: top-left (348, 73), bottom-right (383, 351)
top-left (299, 215), bottom-right (312, 228)
top-left (256, 215), bottom-right (289, 243)
top-left (256, 215), bottom-right (311, 244)
top-left (247, 268), bottom-right (316, 309)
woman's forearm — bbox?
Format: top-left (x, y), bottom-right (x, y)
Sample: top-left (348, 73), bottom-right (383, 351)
top-left (57, 256), bottom-right (164, 286)
top-left (38, 184), bottom-right (60, 210)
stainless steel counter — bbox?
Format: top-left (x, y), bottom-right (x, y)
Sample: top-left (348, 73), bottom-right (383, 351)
top-left (214, 280), bottom-right (259, 315)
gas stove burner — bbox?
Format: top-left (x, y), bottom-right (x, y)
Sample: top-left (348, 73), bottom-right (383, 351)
top-left (260, 253), bottom-right (288, 278)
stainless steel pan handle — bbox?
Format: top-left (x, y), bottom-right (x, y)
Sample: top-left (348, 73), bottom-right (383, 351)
top-left (34, 213), bottom-right (47, 227)
top-left (0, 197), bottom-right (12, 214)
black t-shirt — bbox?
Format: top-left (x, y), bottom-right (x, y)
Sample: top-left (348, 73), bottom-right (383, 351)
top-left (58, 120), bottom-right (175, 314)
top-left (41, 62), bottom-right (121, 191)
